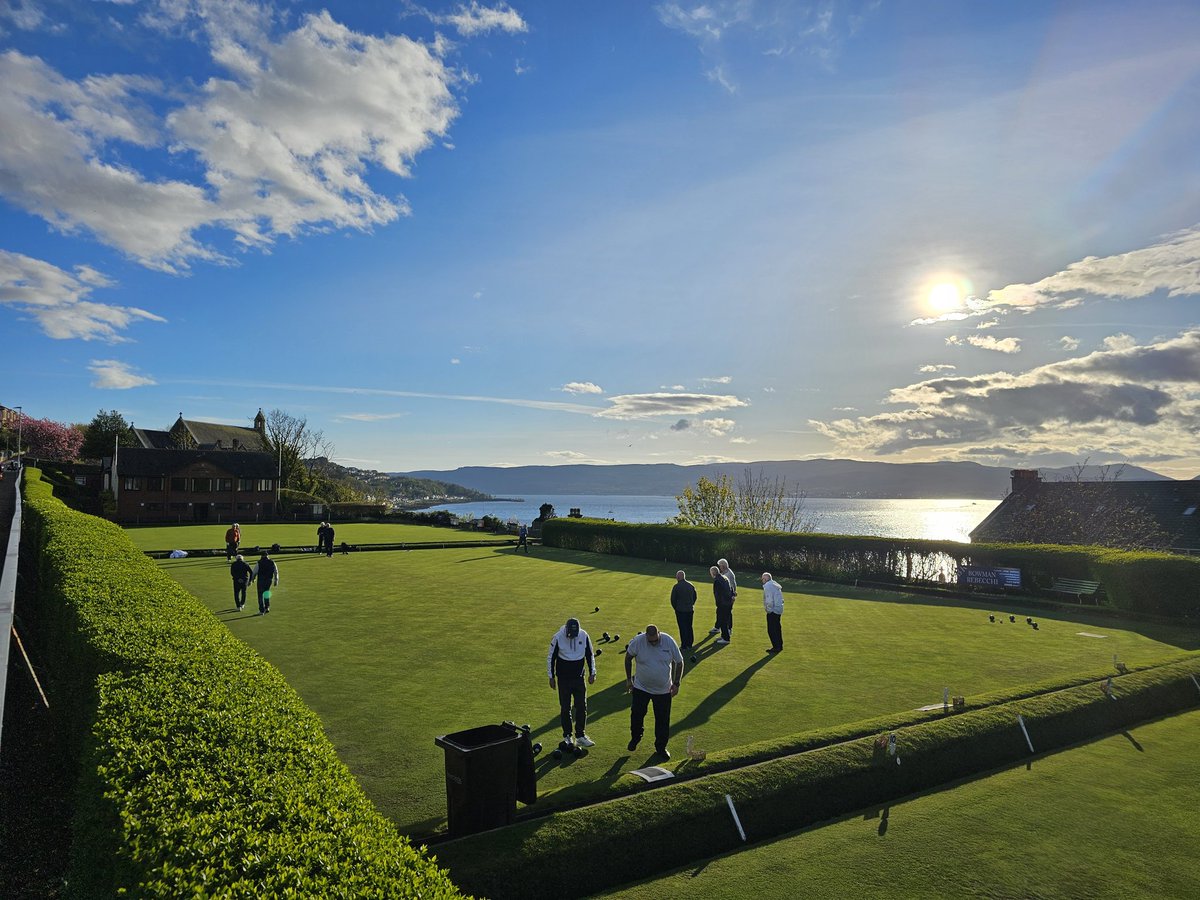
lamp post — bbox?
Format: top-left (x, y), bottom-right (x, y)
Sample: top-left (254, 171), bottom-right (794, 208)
top-left (15, 405), bottom-right (22, 463)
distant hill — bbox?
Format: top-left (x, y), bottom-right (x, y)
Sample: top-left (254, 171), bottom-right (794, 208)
top-left (311, 458), bottom-right (493, 505)
top-left (397, 459), bottom-right (1170, 500)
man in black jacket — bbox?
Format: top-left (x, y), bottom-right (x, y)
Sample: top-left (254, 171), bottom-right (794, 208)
top-left (670, 570), bottom-right (697, 650)
top-left (229, 554), bottom-right (253, 611)
top-left (710, 565), bottom-right (734, 644)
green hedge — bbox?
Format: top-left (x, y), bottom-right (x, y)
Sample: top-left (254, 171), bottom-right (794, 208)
top-left (436, 656), bottom-right (1200, 900)
top-left (540, 519), bottom-right (1200, 618)
top-left (21, 469), bottom-right (465, 898)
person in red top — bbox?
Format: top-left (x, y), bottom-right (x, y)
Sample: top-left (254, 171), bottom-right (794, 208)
top-left (224, 523), bottom-right (241, 560)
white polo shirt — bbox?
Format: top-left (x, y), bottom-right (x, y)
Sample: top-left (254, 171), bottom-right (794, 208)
top-left (626, 632), bottom-right (683, 694)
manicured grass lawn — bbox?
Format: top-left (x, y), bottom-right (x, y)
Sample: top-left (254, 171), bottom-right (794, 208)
top-left (152, 534), bottom-right (1200, 836)
top-left (124, 520), bottom-right (507, 552)
top-left (599, 709), bottom-right (1200, 899)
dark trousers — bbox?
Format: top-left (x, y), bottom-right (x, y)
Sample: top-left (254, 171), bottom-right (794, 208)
top-left (674, 609), bottom-right (694, 649)
top-left (325, 539), bottom-right (333, 557)
top-left (233, 582), bottom-right (248, 608)
top-left (630, 688), bottom-right (673, 752)
top-left (516, 536), bottom-right (528, 553)
top-left (766, 612), bottom-right (783, 650)
top-left (557, 677), bottom-right (587, 737)
top-left (257, 585), bottom-right (271, 613)
top-left (716, 604), bottom-right (733, 641)
top-left (226, 542), bottom-right (238, 560)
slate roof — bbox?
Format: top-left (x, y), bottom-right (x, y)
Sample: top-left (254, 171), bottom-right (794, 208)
top-left (180, 418), bottom-right (269, 451)
top-left (115, 448), bottom-right (277, 478)
top-left (133, 428), bottom-right (175, 449)
top-left (133, 420), bottom-right (269, 451)
top-left (971, 478), bottom-right (1200, 551)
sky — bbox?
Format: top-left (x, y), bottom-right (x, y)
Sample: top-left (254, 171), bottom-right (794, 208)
top-left (2, 1), bottom-right (1199, 477)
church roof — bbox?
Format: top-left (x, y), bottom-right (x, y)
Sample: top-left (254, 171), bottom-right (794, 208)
top-left (180, 418), bottom-right (269, 451)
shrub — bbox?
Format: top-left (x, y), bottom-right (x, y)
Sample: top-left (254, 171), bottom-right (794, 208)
top-left (20, 468), bottom-right (464, 899)
top-left (540, 520), bottom-right (1200, 618)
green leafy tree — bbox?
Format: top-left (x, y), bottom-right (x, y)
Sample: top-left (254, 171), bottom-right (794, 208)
top-left (674, 468), bottom-right (820, 532)
top-left (80, 409), bottom-right (137, 459)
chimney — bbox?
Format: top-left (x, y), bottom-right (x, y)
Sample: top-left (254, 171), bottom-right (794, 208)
top-left (1010, 469), bottom-right (1041, 493)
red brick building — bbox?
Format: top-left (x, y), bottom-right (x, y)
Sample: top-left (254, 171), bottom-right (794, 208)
top-left (109, 447), bottom-right (278, 524)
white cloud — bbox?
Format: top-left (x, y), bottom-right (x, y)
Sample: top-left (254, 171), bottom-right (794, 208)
top-left (450, 358), bottom-right (461, 364)
top-left (1059, 336), bottom-right (1081, 351)
top-left (0, 10), bottom-right (460, 270)
top-left (339, 412), bottom-right (406, 422)
top-left (975, 319), bottom-right (999, 330)
top-left (0, 250), bottom-right (165, 341)
top-left (947, 334), bottom-right (1022, 354)
top-left (0, 0), bottom-right (48, 30)
top-left (918, 364), bottom-right (956, 374)
top-left (762, 386), bottom-right (775, 392)
top-left (1103, 333), bottom-right (1138, 352)
top-left (914, 225), bottom-right (1200, 326)
top-left (596, 392), bottom-right (748, 420)
top-left (561, 381), bottom-right (603, 394)
top-left (699, 417), bottom-right (734, 436)
top-left (811, 328), bottom-right (1200, 462)
top-left (89, 359), bottom-right (156, 389)
top-left (544, 449), bottom-right (594, 461)
top-left (436, 2), bottom-right (527, 37)
top-left (730, 436), bottom-right (755, 444)
top-left (700, 375), bottom-right (732, 384)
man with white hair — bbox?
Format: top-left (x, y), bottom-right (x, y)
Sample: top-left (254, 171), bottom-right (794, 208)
top-left (709, 558), bottom-right (737, 635)
top-left (761, 572), bottom-right (784, 654)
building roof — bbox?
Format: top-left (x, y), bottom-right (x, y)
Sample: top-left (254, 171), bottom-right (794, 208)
top-left (133, 428), bottom-right (175, 449)
top-left (178, 417), bottom-right (269, 451)
top-left (115, 448), bottom-right (278, 478)
top-left (971, 476), bottom-right (1200, 550)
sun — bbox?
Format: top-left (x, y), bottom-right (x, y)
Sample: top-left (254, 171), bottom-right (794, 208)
top-left (928, 282), bottom-right (962, 313)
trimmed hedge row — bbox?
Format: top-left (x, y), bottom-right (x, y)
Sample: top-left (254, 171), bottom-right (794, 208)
top-left (436, 655), bottom-right (1200, 900)
top-left (21, 470), bottom-right (465, 898)
top-left (540, 518), bottom-right (1200, 617)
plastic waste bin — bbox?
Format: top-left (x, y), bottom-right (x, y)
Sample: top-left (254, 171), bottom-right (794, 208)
top-left (434, 723), bottom-right (521, 837)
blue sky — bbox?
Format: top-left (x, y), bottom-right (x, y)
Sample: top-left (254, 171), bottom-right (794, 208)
top-left (2, 0), bottom-right (1199, 476)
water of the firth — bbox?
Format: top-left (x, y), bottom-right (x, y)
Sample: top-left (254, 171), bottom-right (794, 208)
top-left (414, 495), bottom-right (999, 543)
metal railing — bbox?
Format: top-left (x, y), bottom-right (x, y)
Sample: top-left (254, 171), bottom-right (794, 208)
top-left (0, 463), bottom-right (24, 752)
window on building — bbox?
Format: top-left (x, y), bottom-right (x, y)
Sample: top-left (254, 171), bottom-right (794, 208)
top-left (170, 477), bottom-right (187, 492)
top-left (145, 502), bottom-right (163, 511)
top-left (236, 502), bottom-right (253, 511)
top-left (214, 502), bottom-right (232, 512)
top-left (145, 476), bottom-right (164, 491)
top-left (1185, 506), bottom-right (1197, 516)
top-left (192, 477), bottom-right (213, 493)
top-left (216, 478), bottom-right (233, 492)
top-left (238, 478), bottom-right (255, 492)
top-left (256, 479), bottom-right (273, 492)
top-left (122, 477), bottom-right (139, 491)
top-left (76, 476), bottom-right (89, 486)
top-left (169, 502), bottom-right (187, 511)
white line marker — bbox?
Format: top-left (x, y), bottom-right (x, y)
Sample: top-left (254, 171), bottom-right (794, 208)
top-left (1191, 674), bottom-right (1200, 696)
top-left (1017, 714), bottom-right (1035, 754)
top-left (725, 794), bottom-right (747, 842)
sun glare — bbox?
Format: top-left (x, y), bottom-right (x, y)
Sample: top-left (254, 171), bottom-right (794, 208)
top-left (928, 282), bottom-right (962, 313)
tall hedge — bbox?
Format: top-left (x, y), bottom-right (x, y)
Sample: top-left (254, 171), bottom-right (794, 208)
top-left (540, 518), bottom-right (1200, 618)
top-left (20, 470), bottom-right (465, 898)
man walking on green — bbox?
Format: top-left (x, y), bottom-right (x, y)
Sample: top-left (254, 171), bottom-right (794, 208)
top-left (254, 550), bottom-right (279, 615)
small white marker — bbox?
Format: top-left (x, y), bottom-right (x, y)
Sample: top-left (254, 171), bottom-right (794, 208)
top-left (725, 794), bottom-right (747, 842)
top-left (1017, 714), bottom-right (1035, 754)
top-left (1191, 674), bottom-right (1200, 696)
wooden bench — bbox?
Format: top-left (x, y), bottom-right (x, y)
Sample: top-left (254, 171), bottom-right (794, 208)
top-left (1050, 578), bottom-right (1103, 603)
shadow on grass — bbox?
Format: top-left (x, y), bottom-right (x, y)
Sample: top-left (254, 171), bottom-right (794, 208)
top-left (672, 654), bottom-right (774, 734)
